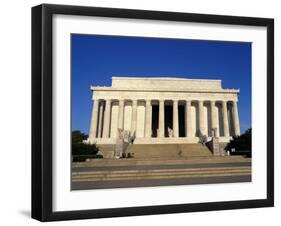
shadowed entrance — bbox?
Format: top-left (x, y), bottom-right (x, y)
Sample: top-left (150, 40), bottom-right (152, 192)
top-left (164, 104), bottom-right (173, 137)
top-left (179, 104), bottom-right (186, 137)
top-left (151, 105), bottom-right (159, 137)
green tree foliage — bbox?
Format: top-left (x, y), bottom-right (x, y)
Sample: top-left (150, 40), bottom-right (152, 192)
top-left (72, 130), bottom-right (87, 144)
top-left (72, 143), bottom-right (99, 156)
top-left (72, 130), bottom-right (101, 161)
top-left (225, 128), bottom-right (252, 154)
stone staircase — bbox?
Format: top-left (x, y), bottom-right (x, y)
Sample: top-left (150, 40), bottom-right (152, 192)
top-left (75, 156), bottom-right (251, 167)
top-left (74, 142), bottom-right (251, 190)
top-left (72, 156), bottom-right (251, 189)
top-left (72, 166), bottom-right (251, 182)
top-left (97, 143), bottom-right (212, 159)
top-left (97, 144), bottom-right (115, 158)
top-left (126, 143), bottom-right (212, 158)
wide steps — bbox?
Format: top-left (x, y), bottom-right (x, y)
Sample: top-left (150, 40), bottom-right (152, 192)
top-left (96, 144), bottom-right (115, 158)
top-left (97, 143), bottom-right (212, 159)
top-left (74, 156), bottom-right (250, 168)
top-left (126, 143), bottom-right (212, 158)
top-left (72, 166), bottom-right (251, 182)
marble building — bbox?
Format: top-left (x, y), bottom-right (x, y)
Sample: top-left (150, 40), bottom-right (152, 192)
top-left (87, 77), bottom-right (240, 145)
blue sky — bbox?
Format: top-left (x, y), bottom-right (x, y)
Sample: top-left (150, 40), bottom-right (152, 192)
top-left (71, 34), bottom-right (251, 134)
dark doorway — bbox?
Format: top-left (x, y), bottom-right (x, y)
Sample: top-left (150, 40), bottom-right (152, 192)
top-left (151, 105), bottom-right (159, 137)
top-left (164, 105), bottom-right (173, 137)
top-left (178, 105), bottom-right (186, 137)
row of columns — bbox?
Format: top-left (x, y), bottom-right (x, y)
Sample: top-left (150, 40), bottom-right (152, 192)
top-left (89, 99), bottom-right (240, 140)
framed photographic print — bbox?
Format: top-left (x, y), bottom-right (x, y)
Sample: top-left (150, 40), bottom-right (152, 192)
top-left (32, 4), bottom-right (274, 221)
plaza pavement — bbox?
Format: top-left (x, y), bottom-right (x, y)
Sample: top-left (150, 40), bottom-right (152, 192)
top-left (71, 156), bottom-right (251, 190)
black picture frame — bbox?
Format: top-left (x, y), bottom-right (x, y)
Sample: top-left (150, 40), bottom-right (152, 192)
top-left (32, 3), bottom-right (274, 222)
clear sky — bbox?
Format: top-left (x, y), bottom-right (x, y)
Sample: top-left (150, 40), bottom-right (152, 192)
top-left (71, 34), bottom-right (251, 134)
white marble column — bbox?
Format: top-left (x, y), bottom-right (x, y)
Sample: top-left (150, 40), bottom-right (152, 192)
top-left (173, 100), bottom-right (179, 137)
top-left (118, 99), bottom-right (125, 130)
top-left (210, 101), bottom-right (217, 137)
top-left (145, 100), bottom-right (152, 138)
top-left (198, 100), bottom-right (204, 136)
top-left (185, 101), bottom-right (192, 137)
top-left (102, 99), bottom-right (111, 138)
top-left (89, 99), bottom-right (99, 140)
top-left (97, 101), bottom-right (104, 138)
top-left (131, 100), bottom-right (138, 135)
top-left (159, 100), bottom-right (165, 138)
top-left (222, 101), bottom-right (230, 137)
top-left (232, 101), bottom-right (241, 136)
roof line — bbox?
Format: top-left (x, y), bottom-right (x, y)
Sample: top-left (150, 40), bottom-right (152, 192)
top-left (111, 76), bottom-right (222, 82)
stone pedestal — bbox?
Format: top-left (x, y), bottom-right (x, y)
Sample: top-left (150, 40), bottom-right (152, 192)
top-left (211, 137), bottom-right (220, 156)
top-left (114, 129), bottom-right (130, 157)
top-left (114, 139), bottom-right (126, 158)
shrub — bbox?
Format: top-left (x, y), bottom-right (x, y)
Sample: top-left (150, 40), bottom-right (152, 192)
top-left (225, 128), bottom-right (251, 157)
top-left (72, 142), bottom-right (99, 156)
top-left (71, 130), bottom-right (101, 161)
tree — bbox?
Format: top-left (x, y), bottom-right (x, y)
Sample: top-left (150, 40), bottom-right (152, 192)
top-left (71, 130), bottom-right (101, 161)
top-left (225, 128), bottom-right (252, 156)
top-left (72, 130), bottom-right (87, 144)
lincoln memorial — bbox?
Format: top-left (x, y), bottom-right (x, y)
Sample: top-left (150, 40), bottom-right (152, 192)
top-left (87, 77), bottom-right (240, 146)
